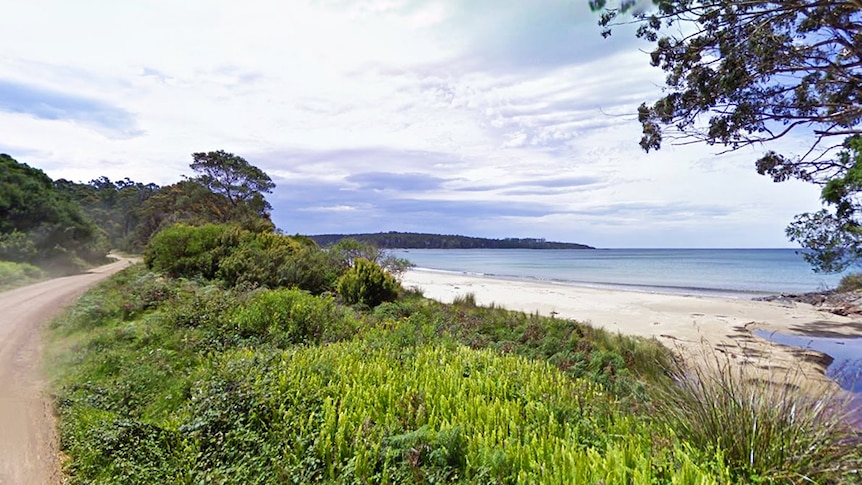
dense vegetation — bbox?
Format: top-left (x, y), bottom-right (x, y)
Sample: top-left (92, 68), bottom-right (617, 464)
top-left (0, 154), bottom-right (109, 273)
top-left (311, 232), bottom-right (594, 250)
top-left (1, 150), bottom-right (277, 284)
top-left (47, 228), bottom-right (861, 483)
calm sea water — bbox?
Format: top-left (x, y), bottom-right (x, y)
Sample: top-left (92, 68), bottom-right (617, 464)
top-left (390, 248), bottom-right (846, 297)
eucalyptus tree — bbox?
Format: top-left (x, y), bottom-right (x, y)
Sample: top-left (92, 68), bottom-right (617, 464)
top-left (591, 0), bottom-right (862, 270)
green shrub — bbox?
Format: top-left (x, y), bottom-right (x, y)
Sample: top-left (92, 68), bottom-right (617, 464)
top-left (216, 231), bottom-right (302, 287)
top-left (176, 343), bottom-right (723, 484)
top-left (229, 288), bottom-right (353, 345)
top-left (837, 272), bottom-right (862, 292)
top-left (275, 245), bottom-right (342, 294)
top-left (452, 292), bottom-right (477, 307)
top-left (144, 224), bottom-right (235, 279)
top-left (220, 234), bottom-right (341, 293)
top-left (336, 258), bottom-right (400, 307)
top-left (0, 260), bottom-right (44, 288)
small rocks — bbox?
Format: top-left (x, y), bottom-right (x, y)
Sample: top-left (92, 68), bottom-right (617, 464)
top-left (756, 290), bottom-right (862, 316)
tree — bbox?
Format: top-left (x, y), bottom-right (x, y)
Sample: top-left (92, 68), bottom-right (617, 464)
top-left (55, 176), bottom-right (160, 251)
top-left (189, 150), bottom-right (275, 218)
top-left (591, 0), bottom-right (862, 270)
top-left (135, 151), bottom-right (276, 245)
top-left (786, 136), bottom-right (862, 272)
top-left (0, 154), bottom-right (108, 269)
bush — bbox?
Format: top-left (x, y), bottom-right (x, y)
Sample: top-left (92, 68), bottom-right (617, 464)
top-left (0, 260), bottom-right (44, 288)
top-left (336, 258), bottom-right (399, 307)
top-left (216, 231), bottom-right (302, 287)
top-left (837, 272), bottom-right (862, 292)
top-left (229, 288), bottom-right (353, 345)
top-left (144, 224), bottom-right (235, 279)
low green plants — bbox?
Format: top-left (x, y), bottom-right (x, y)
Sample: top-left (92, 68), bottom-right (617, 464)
top-left (0, 260), bottom-right (44, 289)
top-left (452, 292), bottom-right (477, 307)
top-left (229, 288), bottom-right (355, 345)
top-left (60, 265), bottom-right (862, 484)
top-left (336, 258), bottom-right (399, 307)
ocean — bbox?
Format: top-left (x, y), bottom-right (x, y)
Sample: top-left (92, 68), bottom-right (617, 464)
top-left (390, 248), bottom-right (847, 297)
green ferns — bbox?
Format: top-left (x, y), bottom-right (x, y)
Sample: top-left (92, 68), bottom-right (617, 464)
top-left (48, 266), bottom-right (861, 484)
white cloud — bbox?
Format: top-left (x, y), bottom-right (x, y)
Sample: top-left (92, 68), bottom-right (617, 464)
top-left (0, 0), bottom-right (826, 247)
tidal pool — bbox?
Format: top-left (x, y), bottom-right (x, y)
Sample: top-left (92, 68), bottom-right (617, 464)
top-left (753, 329), bottom-right (862, 392)
top-left (753, 329), bottom-right (862, 424)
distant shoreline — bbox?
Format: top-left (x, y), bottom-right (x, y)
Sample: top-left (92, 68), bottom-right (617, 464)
top-left (309, 232), bottom-right (594, 250)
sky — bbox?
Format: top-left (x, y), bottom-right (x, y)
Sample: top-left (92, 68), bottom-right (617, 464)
top-left (0, 0), bottom-right (826, 248)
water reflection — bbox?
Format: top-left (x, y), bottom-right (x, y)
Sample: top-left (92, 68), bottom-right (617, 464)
top-left (753, 330), bottom-right (862, 392)
top-left (753, 330), bottom-right (862, 425)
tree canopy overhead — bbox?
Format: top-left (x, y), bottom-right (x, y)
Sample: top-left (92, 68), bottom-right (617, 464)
top-left (592, 0), bottom-right (862, 271)
top-left (592, 0), bottom-right (860, 173)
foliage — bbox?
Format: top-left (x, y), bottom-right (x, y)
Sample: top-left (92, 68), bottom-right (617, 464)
top-left (189, 150), bottom-right (275, 219)
top-left (651, 357), bottom-right (862, 483)
top-left (336, 258), bottom-right (400, 307)
top-left (143, 223), bottom-right (235, 279)
top-left (0, 153), bottom-right (109, 270)
top-left (313, 231), bottom-right (593, 249)
top-left (229, 288), bottom-right (354, 345)
top-left (47, 269), bottom-right (726, 483)
top-left (592, 1), bottom-right (860, 163)
top-left (591, 1), bottom-right (862, 270)
top-left (787, 137), bottom-right (862, 271)
top-left (55, 176), bottom-right (161, 252)
top-left (215, 231), bottom-right (303, 287)
top-left (325, 238), bottom-right (414, 278)
top-left (145, 223), bottom-right (342, 293)
top-left (838, 272), bottom-right (862, 293)
top-left (49, 266), bottom-right (862, 484)
top-left (0, 260), bottom-right (44, 289)
top-left (134, 150), bottom-right (276, 245)
top-left (388, 294), bottom-right (672, 397)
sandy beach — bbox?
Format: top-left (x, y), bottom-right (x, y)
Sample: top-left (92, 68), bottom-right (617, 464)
top-left (401, 269), bottom-right (862, 390)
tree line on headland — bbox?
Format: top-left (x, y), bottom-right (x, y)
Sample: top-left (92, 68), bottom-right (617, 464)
top-left (310, 232), bottom-right (594, 250)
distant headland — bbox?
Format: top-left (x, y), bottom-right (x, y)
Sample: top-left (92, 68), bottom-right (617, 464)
top-left (309, 232), bottom-right (594, 250)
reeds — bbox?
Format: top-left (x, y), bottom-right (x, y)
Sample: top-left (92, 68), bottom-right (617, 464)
top-left (651, 354), bottom-right (862, 484)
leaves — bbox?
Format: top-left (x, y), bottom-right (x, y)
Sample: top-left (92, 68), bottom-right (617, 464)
top-left (595, 1), bottom-right (862, 271)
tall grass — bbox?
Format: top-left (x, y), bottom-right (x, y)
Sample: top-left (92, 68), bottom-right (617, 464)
top-left (651, 356), bottom-right (862, 484)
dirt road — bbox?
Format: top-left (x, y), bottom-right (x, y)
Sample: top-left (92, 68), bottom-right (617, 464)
top-left (0, 258), bottom-right (133, 485)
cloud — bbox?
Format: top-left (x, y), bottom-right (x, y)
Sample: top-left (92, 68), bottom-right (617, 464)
top-left (0, 79), bottom-right (139, 137)
top-left (0, 0), bottom-right (826, 247)
top-left (345, 172), bottom-right (452, 191)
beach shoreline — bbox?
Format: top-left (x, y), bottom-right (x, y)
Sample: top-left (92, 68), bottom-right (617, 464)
top-left (401, 268), bottom-right (862, 392)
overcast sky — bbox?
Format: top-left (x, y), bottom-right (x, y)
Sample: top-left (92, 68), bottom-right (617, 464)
top-left (0, 0), bottom-right (824, 248)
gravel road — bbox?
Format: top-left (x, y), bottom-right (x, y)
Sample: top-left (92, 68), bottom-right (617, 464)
top-left (0, 258), bottom-right (133, 484)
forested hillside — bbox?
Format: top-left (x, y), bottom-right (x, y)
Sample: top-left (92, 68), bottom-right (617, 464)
top-left (312, 232), bottom-right (594, 249)
top-left (0, 150), bottom-right (278, 287)
top-left (0, 154), bottom-right (108, 273)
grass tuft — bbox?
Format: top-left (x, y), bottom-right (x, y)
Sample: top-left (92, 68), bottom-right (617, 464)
top-left (651, 356), bottom-right (862, 484)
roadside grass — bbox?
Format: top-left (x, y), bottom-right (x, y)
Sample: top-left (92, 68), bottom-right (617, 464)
top-left (47, 264), bottom-right (861, 484)
top-left (0, 260), bottom-right (45, 290)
